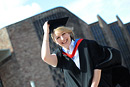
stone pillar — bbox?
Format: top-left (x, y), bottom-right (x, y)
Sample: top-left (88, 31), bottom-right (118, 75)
top-left (0, 28), bottom-right (13, 52)
top-left (97, 15), bottom-right (119, 49)
top-left (116, 15), bottom-right (130, 51)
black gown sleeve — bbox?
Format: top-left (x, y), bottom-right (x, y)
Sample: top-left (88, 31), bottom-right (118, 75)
top-left (91, 41), bottom-right (105, 69)
top-left (87, 40), bottom-right (128, 87)
top-left (89, 40), bottom-right (121, 69)
top-left (53, 48), bottom-right (64, 68)
top-left (88, 40), bottom-right (110, 69)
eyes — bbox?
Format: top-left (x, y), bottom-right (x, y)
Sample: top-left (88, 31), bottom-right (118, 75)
top-left (56, 32), bottom-right (66, 40)
top-left (56, 37), bottom-right (60, 40)
top-left (62, 32), bottom-right (65, 36)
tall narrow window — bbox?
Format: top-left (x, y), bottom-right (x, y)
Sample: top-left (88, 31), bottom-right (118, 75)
top-left (0, 78), bottom-right (3, 87)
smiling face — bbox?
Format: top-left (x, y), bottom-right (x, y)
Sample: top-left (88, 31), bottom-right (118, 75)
top-left (53, 31), bottom-right (71, 50)
top-left (51, 26), bottom-right (74, 50)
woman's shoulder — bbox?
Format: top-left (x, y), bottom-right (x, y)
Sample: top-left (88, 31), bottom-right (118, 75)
top-left (77, 38), bottom-right (97, 44)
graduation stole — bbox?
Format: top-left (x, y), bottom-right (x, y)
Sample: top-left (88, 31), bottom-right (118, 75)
top-left (62, 39), bottom-right (83, 58)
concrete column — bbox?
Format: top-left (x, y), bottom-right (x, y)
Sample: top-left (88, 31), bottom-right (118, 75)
top-left (97, 15), bottom-right (119, 49)
top-left (0, 28), bottom-right (13, 52)
top-left (116, 15), bottom-right (130, 51)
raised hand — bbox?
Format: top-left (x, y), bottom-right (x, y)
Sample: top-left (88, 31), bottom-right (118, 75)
top-left (43, 21), bottom-right (50, 34)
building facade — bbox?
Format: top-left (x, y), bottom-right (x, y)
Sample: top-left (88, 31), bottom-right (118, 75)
top-left (0, 7), bottom-right (130, 87)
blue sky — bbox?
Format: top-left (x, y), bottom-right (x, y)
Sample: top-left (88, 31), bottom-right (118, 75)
top-left (0, 0), bottom-right (130, 29)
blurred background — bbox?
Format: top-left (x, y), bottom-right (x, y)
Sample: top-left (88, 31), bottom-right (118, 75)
top-left (0, 0), bottom-right (130, 87)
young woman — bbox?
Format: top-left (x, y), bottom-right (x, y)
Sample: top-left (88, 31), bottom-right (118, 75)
top-left (41, 20), bottom-right (129, 87)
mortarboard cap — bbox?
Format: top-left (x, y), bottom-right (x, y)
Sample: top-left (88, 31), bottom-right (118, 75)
top-left (48, 17), bottom-right (69, 34)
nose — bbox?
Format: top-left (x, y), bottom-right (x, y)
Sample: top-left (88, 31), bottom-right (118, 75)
top-left (60, 36), bottom-right (64, 40)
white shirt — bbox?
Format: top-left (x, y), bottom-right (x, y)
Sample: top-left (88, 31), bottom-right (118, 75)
top-left (62, 40), bottom-right (80, 69)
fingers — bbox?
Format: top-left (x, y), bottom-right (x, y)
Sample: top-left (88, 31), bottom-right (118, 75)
top-left (43, 21), bottom-right (48, 29)
top-left (43, 21), bottom-right (50, 34)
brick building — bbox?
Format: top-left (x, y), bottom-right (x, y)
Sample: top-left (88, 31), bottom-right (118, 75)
top-left (0, 7), bottom-right (130, 87)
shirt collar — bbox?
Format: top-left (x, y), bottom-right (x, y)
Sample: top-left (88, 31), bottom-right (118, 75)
top-left (62, 40), bottom-right (74, 53)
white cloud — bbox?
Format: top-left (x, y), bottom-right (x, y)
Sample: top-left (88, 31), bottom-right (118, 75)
top-left (0, 0), bottom-right (42, 28)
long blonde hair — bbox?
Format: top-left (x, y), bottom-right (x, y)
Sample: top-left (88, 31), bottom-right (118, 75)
top-left (51, 26), bottom-right (74, 42)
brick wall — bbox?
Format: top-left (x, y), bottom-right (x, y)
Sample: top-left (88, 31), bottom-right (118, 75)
top-left (0, 18), bottom-right (55, 87)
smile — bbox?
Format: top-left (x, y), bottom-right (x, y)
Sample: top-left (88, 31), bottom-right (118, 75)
top-left (62, 39), bottom-right (68, 44)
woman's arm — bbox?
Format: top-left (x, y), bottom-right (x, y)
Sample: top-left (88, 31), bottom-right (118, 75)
top-left (91, 69), bottom-right (101, 87)
top-left (41, 22), bottom-right (58, 67)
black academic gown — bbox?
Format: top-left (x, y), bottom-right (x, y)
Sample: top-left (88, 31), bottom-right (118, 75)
top-left (55, 39), bottom-right (126, 87)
